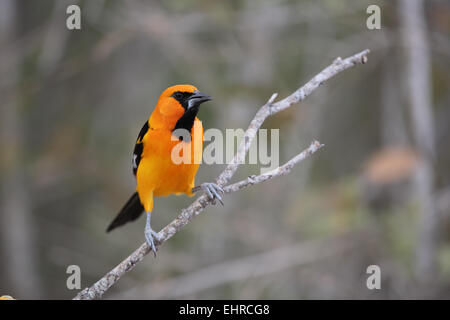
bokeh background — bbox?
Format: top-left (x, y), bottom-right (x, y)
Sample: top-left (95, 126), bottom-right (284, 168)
top-left (1, 0), bottom-right (449, 299)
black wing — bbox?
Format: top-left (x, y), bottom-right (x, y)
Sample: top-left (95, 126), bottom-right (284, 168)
top-left (132, 121), bottom-right (149, 176)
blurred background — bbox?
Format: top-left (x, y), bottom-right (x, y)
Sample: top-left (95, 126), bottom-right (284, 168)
top-left (1, 0), bottom-right (449, 299)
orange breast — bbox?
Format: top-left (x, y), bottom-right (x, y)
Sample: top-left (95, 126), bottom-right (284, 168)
top-left (136, 118), bottom-right (203, 212)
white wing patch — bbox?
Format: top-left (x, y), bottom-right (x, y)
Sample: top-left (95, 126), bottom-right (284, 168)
top-left (133, 154), bottom-right (138, 169)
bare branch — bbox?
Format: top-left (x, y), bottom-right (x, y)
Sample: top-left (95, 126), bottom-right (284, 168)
top-left (223, 141), bottom-right (323, 194)
top-left (73, 49), bottom-right (370, 300)
top-left (215, 49), bottom-right (369, 186)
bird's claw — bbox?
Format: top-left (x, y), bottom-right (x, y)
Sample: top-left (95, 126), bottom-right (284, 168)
top-left (145, 227), bottom-right (161, 257)
top-left (201, 183), bottom-right (224, 205)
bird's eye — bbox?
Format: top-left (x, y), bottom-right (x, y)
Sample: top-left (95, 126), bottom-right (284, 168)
top-left (173, 92), bottom-right (182, 100)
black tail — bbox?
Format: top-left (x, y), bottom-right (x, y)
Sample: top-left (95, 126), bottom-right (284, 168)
top-left (106, 192), bottom-right (144, 232)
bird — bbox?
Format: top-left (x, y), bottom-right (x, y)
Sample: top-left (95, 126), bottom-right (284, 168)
top-left (106, 84), bottom-right (224, 255)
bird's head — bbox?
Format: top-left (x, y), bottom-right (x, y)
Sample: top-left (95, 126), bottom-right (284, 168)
top-left (150, 84), bottom-right (211, 131)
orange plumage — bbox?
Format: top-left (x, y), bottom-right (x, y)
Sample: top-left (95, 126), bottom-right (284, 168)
top-left (107, 84), bottom-right (222, 254)
top-left (137, 85), bottom-right (204, 211)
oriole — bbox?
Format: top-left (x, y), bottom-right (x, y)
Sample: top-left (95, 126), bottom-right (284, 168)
top-left (107, 85), bottom-right (224, 254)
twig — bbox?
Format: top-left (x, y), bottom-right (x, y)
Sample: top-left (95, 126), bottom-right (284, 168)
top-left (73, 49), bottom-right (370, 300)
top-left (223, 140), bottom-right (323, 194)
top-left (215, 49), bottom-right (369, 186)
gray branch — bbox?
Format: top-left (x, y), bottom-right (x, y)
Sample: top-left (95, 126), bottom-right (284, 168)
top-left (223, 140), bottom-right (323, 194)
top-left (73, 49), bottom-right (370, 300)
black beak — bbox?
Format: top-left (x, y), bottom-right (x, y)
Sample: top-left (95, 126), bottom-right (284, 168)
top-left (188, 91), bottom-right (212, 109)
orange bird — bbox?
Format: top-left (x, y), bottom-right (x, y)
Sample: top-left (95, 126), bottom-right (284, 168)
top-left (107, 85), bottom-right (223, 254)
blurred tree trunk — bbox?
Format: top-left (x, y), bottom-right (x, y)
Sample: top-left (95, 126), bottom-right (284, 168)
top-left (398, 0), bottom-right (437, 282)
top-left (0, 0), bottom-right (42, 298)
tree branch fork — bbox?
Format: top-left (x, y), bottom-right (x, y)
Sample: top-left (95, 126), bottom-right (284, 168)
top-left (74, 49), bottom-right (370, 300)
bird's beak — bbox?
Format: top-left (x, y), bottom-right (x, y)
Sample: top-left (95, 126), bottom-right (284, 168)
top-left (188, 91), bottom-right (212, 109)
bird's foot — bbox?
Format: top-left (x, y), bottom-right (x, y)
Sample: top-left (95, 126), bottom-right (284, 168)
top-left (197, 182), bottom-right (224, 205)
top-left (145, 226), bottom-right (161, 257)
